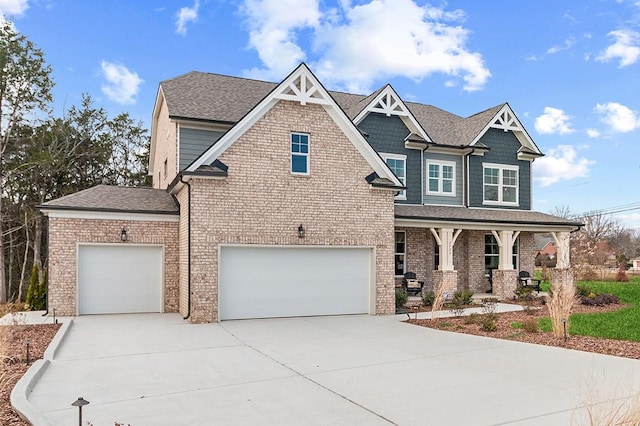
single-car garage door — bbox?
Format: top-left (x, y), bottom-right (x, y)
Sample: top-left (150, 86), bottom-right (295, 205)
top-left (219, 246), bottom-right (372, 320)
top-left (78, 245), bottom-right (163, 315)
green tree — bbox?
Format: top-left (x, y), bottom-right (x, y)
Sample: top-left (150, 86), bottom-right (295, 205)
top-left (0, 21), bottom-right (53, 302)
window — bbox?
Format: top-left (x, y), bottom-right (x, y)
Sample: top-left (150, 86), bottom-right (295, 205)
top-left (395, 231), bottom-right (406, 276)
top-left (433, 236), bottom-right (440, 271)
top-left (382, 153), bottom-right (406, 199)
top-left (484, 234), bottom-right (519, 275)
top-left (291, 133), bottom-right (309, 174)
top-left (483, 163), bottom-right (518, 205)
top-left (426, 161), bottom-right (455, 196)
top-left (163, 159), bottom-right (168, 179)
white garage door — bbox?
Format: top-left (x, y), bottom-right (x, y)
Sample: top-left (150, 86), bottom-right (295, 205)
top-left (219, 246), bottom-right (372, 320)
top-left (78, 245), bottom-right (163, 315)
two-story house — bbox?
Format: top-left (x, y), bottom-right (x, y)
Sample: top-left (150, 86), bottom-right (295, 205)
top-left (40, 63), bottom-right (581, 323)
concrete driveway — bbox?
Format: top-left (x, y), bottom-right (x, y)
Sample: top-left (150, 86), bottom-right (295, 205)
top-left (25, 314), bottom-right (640, 425)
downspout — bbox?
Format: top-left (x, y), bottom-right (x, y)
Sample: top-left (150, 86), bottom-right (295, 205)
top-left (42, 212), bottom-right (49, 317)
top-left (180, 175), bottom-right (192, 320)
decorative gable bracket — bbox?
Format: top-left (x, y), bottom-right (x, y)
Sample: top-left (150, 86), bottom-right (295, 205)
top-left (274, 73), bottom-right (332, 106)
top-left (491, 108), bottom-right (522, 132)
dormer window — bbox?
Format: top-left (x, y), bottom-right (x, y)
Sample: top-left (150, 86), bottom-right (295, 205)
top-left (291, 133), bottom-right (309, 175)
top-left (483, 163), bottom-right (518, 205)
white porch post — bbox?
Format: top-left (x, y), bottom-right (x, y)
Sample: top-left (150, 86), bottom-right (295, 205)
top-left (430, 228), bottom-right (461, 271)
top-left (491, 230), bottom-right (519, 270)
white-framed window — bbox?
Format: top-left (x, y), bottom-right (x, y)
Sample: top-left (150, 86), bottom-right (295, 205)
top-left (291, 133), bottom-right (309, 174)
top-left (395, 230), bottom-right (406, 276)
top-left (382, 153), bottom-right (406, 200)
top-left (426, 161), bottom-right (455, 196)
top-left (483, 163), bottom-right (518, 205)
top-left (485, 234), bottom-right (519, 275)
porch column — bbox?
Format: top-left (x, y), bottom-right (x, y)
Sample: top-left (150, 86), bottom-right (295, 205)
top-left (551, 231), bottom-right (575, 293)
top-left (430, 227), bottom-right (461, 296)
top-left (491, 230), bottom-right (520, 299)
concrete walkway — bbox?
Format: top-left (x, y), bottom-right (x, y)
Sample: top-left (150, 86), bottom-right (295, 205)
top-left (13, 313), bottom-right (640, 425)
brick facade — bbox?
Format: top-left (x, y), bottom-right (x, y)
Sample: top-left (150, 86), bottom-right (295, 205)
top-left (177, 100), bottom-right (396, 323)
top-left (47, 217), bottom-right (179, 316)
top-left (152, 99), bottom-right (178, 190)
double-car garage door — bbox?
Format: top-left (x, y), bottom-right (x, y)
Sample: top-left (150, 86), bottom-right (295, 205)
top-left (77, 245), bottom-right (163, 315)
top-left (219, 246), bottom-right (372, 320)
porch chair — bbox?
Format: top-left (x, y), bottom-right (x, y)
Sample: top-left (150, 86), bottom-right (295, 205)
top-left (402, 272), bottom-right (424, 296)
top-left (518, 271), bottom-right (542, 292)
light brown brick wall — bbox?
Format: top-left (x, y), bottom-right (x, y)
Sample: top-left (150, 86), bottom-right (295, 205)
top-left (47, 217), bottom-right (179, 316)
top-left (178, 100), bottom-right (396, 323)
top-left (152, 99), bottom-right (178, 189)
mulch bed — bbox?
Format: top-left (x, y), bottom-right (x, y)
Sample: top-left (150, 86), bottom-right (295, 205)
top-left (406, 301), bottom-right (640, 360)
top-left (0, 322), bottom-right (61, 425)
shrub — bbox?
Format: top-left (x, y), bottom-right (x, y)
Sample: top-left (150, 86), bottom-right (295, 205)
top-left (453, 290), bottom-right (474, 306)
top-left (438, 321), bottom-right (451, 329)
top-left (480, 298), bottom-right (497, 314)
top-left (422, 290), bottom-right (435, 307)
top-left (449, 306), bottom-right (465, 317)
top-left (523, 318), bottom-right (539, 333)
top-left (463, 313), bottom-right (481, 325)
top-left (26, 266), bottom-right (47, 311)
top-left (511, 321), bottom-right (524, 329)
top-left (576, 283), bottom-right (593, 297)
top-left (523, 304), bottom-right (538, 316)
top-left (616, 268), bottom-right (629, 282)
top-left (580, 293), bottom-right (620, 306)
top-left (514, 286), bottom-right (535, 302)
top-left (395, 288), bottom-right (408, 309)
top-left (481, 315), bottom-right (497, 332)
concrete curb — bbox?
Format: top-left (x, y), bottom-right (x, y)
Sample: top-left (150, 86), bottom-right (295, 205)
top-left (10, 318), bottom-right (74, 426)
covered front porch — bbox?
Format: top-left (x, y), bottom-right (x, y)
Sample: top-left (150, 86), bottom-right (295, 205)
top-left (394, 205), bottom-right (582, 300)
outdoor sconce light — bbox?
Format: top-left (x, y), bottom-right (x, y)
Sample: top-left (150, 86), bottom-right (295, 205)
top-left (298, 224), bottom-right (305, 238)
top-left (120, 228), bottom-right (128, 242)
top-left (71, 397), bottom-right (89, 426)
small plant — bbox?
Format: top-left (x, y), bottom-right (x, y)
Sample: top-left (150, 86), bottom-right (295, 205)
top-left (422, 290), bottom-right (435, 306)
top-left (522, 318), bottom-right (539, 333)
top-left (395, 288), bottom-right (408, 309)
top-left (514, 286), bottom-right (535, 302)
top-left (615, 265), bottom-right (629, 282)
top-left (511, 321), bottom-right (524, 329)
top-left (26, 266), bottom-right (47, 311)
top-left (580, 293), bottom-right (620, 306)
top-left (449, 305), bottom-right (465, 317)
top-left (506, 332), bottom-right (522, 339)
top-left (576, 283), bottom-right (594, 297)
top-left (463, 313), bottom-right (481, 325)
top-left (522, 304), bottom-right (538, 316)
top-left (438, 321), bottom-right (451, 329)
top-left (453, 290), bottom-right (474, 306)
top-left (480, 315), bottom-right (497, 332)
top-left (480, 298), bottom-right (497, 314)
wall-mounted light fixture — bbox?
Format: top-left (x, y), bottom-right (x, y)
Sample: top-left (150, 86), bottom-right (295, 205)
top-left (120, 228), bottom-right (128, 242)
top-left (298, 224), bottom-right (305, 238)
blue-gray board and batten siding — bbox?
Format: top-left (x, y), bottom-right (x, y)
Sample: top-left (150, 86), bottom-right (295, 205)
top-left (423, 152), bottom-right (464, 206)
top-left (358, 114), bottom-right (421, 204)
top-left (468, 128), bottom-right (531, 210)
top-left (179, 127), bottom-right (225, 170)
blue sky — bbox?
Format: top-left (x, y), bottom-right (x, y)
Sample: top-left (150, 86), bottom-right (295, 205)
top-left (3, 0), bottom-right (640, 227)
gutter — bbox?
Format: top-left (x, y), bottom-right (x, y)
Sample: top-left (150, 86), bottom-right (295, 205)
top-left (180, 175), bottom-right (192, 321)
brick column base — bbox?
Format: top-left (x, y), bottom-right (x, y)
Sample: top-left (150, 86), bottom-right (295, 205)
top-left (550, 268), bottom-right (575, 292)
top-left (433, 270), bottom-right (458, 299)
top-left (492, 269), bottom-right (517, 300)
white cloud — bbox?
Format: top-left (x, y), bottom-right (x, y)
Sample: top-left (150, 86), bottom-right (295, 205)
top-left (534, 107), bottom-right (575, 135)
top-left (242, 0), bottom-right (321, 80)
top-left (175, 0), bottom-right (199, 36)
top-left (595, 102), bottom-right (640, 133)
top-left (596, 29), bottom-right (640, 67)
top-left (0, 0), bottom-right (28, 16)
top-left (586, 128), bottom-right (601, 138)
top-left (533, 145), bottom-right (594, 187)
top-left (100, 61), bottom-right (143, 105)
top-left (547, 37), bottom-right (575, 55)
top-left (240, 0), bottom-right (490, 92)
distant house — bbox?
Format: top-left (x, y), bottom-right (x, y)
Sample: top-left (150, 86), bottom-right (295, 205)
top-left (535, 240), bottom-right (557, 267)
top-left (632, 258), bottom-right (640, 271)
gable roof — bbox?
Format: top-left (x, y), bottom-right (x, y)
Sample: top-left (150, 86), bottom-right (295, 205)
top-left (39, 185), bottom-right (179, 215)
top-left (183, 63), bottom-right (403, 189)
top-left (156, 66), bottom-right (541, 154)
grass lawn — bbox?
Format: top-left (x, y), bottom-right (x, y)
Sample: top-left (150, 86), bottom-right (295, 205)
top-left (540, 277), bottom-right (640, 341)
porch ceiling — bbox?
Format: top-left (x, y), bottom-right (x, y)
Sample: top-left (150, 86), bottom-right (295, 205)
top-left (394, 204), bottom-right (583, 232)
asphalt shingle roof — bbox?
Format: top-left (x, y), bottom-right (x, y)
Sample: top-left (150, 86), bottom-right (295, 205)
top-left (395, 204), bottom-right (582, 227)
top-left (159, 71), bottom-right (505, 147)
top-left (39, 185), bottom-right (179, 214)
